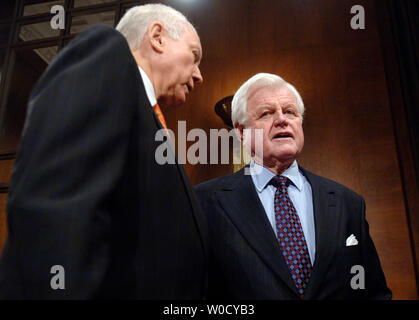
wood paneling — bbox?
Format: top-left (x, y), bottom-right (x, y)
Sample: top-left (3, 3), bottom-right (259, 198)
top-left (0, 159), bottom-right (13, 253)
top-left (0, 0), bottom-right (417, 299)
top-left (0, 159), bottom-right (14, 182)
top-left (161, 0), bottom-right (418, 299)
top-left (375, 0), bottom-right (419, 294)
top-left (0, 47), bottom-right (49, 151)
top-left (0, 193), bottom-right (8, 255)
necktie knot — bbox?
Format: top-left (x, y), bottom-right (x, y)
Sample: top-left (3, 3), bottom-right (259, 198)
top-left (270, 175), bottom-right (288, 188)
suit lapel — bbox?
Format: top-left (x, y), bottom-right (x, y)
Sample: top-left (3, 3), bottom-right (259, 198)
top-left (176, 160), bottom-right (209, 260)
top-left (152, 110), bottom-right (209, 262)
top-left (217, 169), bottom-right (299, 296)
top-left (301, 169), bottom-right (341, 299)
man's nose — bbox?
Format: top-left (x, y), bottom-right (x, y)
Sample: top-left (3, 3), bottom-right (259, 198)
top-left (193, 66), bottom-right (203, 85)
top-left (273, 110), bottom-right (287, 126)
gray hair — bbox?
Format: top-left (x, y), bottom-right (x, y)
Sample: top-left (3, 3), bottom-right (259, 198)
top-left (116, 3), bottom-right (195, 51)
top-left (231, 73), bottom-right (305, 126)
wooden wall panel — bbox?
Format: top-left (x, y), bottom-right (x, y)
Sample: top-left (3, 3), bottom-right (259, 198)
top-left (0, 193), bottom-right (8, 255)
top-left (161, 0), bottom-right (418, 299)
top-left (375, 0), bottom-right (419, 296)
top-left (0, 159), bottom-right (13, 253)
top-left (0, 159), bottom-right (14, 182)
top-left (0, 0), bottom-right (416, 299)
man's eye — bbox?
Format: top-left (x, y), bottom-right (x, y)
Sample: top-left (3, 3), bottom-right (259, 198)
top-left (259, 111), bottom-right (271, 118)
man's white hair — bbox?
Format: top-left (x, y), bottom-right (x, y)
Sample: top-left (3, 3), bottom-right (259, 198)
top-left (116, 3), bottom-right (195, 51)
top-left (231, 73), bottom-right (305, 127)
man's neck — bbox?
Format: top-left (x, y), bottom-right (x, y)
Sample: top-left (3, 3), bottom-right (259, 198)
top-left (131, 49), bottom-right (159, 91)
top-left (254, 157), bottom-right (295, 176)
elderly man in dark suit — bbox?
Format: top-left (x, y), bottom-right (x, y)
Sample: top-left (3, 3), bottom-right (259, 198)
top-left (0, 4), bottom-right (207, 299)
top-left (195, 73), bottom-right (391, 300)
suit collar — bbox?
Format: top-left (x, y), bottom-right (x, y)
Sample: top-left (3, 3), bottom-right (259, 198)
top-left (250, 160), bottom-right (303, 192)
top-left (137, 66), bottom-right (157, 107)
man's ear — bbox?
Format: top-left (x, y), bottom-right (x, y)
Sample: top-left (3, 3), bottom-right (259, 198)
top-left (234, 123), bottom-right (244, 142)
top-left (147, 22), bottom-right (164, 53)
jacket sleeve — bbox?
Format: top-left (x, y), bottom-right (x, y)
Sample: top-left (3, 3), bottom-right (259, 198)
top-left (0, 25), bottom-right (140, 299)
top-left (360, 198), bottom-right (392, 300)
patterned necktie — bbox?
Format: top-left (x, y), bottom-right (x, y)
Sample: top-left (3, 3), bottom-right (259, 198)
top-left (153, 103), bottom-right (170, 138)
top-left (271, 175), bottom-right (312, 298)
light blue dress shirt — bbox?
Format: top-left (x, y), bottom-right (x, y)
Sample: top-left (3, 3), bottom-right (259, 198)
top-left (249, 160), bottom-right (316, 264)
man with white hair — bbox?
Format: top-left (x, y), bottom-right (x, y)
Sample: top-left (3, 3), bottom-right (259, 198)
top-left (195, 73), bottom-right (391, 300)
top-left (0, 4), bottom-right (207, 299)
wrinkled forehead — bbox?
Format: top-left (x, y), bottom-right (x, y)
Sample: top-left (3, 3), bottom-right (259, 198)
top-left (186, 22), bottom-right (199, 38)
top-left (186, 24), bottom-right (202, 46)
top-left (248, 85), bottom-right (297, 107)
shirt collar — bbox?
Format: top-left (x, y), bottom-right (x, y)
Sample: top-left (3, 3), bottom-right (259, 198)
top-left (250, 160), bottom-right (303, 192)
top-left (138, 66), bottom-right (157, 107)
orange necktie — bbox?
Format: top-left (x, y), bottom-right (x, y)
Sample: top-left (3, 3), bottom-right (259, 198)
top-left (153, 104), bottom-right (170, 138)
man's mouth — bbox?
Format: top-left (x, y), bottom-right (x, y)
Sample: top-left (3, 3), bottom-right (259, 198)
top-left (273, 133), bottom-right (293, 139)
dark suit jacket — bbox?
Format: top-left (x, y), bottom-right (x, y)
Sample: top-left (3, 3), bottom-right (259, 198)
top-left (195, 166), bottom-right (391, 300)
top-left (0, 25), bottom-right (208, 299)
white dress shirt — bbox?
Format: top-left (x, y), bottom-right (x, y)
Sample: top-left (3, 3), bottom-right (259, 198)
top-left (138, 66), bottom-right (156, 107)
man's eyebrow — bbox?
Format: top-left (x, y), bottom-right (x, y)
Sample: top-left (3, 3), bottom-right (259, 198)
top-left (259, 104), bottom-right (276, 109)
top-left (256, 105), bottom-right (276, 112)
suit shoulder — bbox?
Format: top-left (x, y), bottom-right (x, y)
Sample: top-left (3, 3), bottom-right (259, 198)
top-left (27, 24), bottom-right (140, 124)
top-left (76, 24), bottom-right (124, 42)
top-left (46, 26), bottom-right (125, 69)
top-left (36, 24), bottom-right (135, 88)
top-left (301, 168), bottom-right (364, 202)
top-left (194, 170), bottom-right (244, 194)
top-left (61, 25), bottom-right (128, 57)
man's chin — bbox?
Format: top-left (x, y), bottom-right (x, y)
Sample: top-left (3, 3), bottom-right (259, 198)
top-left (262, 152), bottom-right (297, 165)
top-left (173, 93), bottom-right (187, 107)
